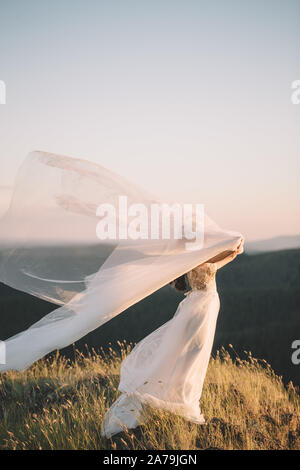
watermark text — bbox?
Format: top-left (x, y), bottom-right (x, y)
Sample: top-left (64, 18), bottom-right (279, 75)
top-left (96, 196), bottom-right (204, 251)
top-left (0, 341), bottom-right (6, 364)
top-left (0, 80), bottom-right (6, 104)
top-left (291, 340), bottom-right (300, 365)
top-left (291, 80), bottom-right (300, 104)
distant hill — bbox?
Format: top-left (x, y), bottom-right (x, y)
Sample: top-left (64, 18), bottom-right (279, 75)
top-left (0, 248), bottom-right (300, 386)
top-left (246, 235), bottom-right (300, 254)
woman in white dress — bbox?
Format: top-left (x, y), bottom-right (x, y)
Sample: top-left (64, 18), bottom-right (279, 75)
top-left (0, 152), bottom-right (243, 438)
top-left (101, 248), bottom-right (240, 438)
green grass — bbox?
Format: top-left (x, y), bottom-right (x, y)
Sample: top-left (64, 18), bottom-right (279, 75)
top-left (0, 343), bottom-right (299, 450)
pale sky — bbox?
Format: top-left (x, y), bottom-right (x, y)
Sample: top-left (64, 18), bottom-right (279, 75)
top-left (0, 0), bottom-right (299, 241)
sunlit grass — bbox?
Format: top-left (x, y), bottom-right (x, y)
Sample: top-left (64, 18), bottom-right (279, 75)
top-left (0, 343), bottom-right (299, 450)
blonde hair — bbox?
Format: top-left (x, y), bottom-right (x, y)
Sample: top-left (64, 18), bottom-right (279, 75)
top-left (187, 262), bottom-right (217, 290)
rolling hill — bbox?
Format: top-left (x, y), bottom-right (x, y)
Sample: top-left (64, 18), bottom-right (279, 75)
top-left (0, 248), bottom-right (299, 386)
top-left (246, 235), bottom-right (300, 254)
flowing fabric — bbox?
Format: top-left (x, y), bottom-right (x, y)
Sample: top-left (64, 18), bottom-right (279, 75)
top-left (101, 276), bottom-right (220, 438)
top-left (0, 151), bottom-right (243, 372)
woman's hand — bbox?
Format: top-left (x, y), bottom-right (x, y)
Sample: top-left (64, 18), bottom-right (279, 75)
top-left (213, 248), bottom-right (240, 270)
top-left (236, 239), bottom-right (244, 254)
top-left (206, 239), bottom-right (243, 269)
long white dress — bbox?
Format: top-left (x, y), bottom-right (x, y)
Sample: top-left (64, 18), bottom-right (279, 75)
top-left (101, 263), bottom-right (220, 438)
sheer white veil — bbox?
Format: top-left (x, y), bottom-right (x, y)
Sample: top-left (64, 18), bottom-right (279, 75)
top-left (0, 151), bottom-right (243, 372)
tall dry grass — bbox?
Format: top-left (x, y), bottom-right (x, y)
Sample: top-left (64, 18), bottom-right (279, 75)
top-left (0, 343), bottom-right (299, 450)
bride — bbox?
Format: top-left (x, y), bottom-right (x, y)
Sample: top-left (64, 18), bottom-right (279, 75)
top-left (101, 248), bottom-right (241, 438)
top-left (0, 151), bottom-right (243, 437)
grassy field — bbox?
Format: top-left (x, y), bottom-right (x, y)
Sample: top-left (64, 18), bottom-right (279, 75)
top-left (0, 344), bottom-right (299, 450)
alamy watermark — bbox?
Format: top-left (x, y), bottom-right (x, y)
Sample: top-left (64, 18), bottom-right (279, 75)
top-left (291, 340), bottom-right (300, 365)
top-left (0, 341), bottom-right (6, 365)
top-left (291, 80), bottom-right (300, 104)
top-left (96, 196), bottom-right (204, 251)
top-left (0, 80), bottom-right (6, 104)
